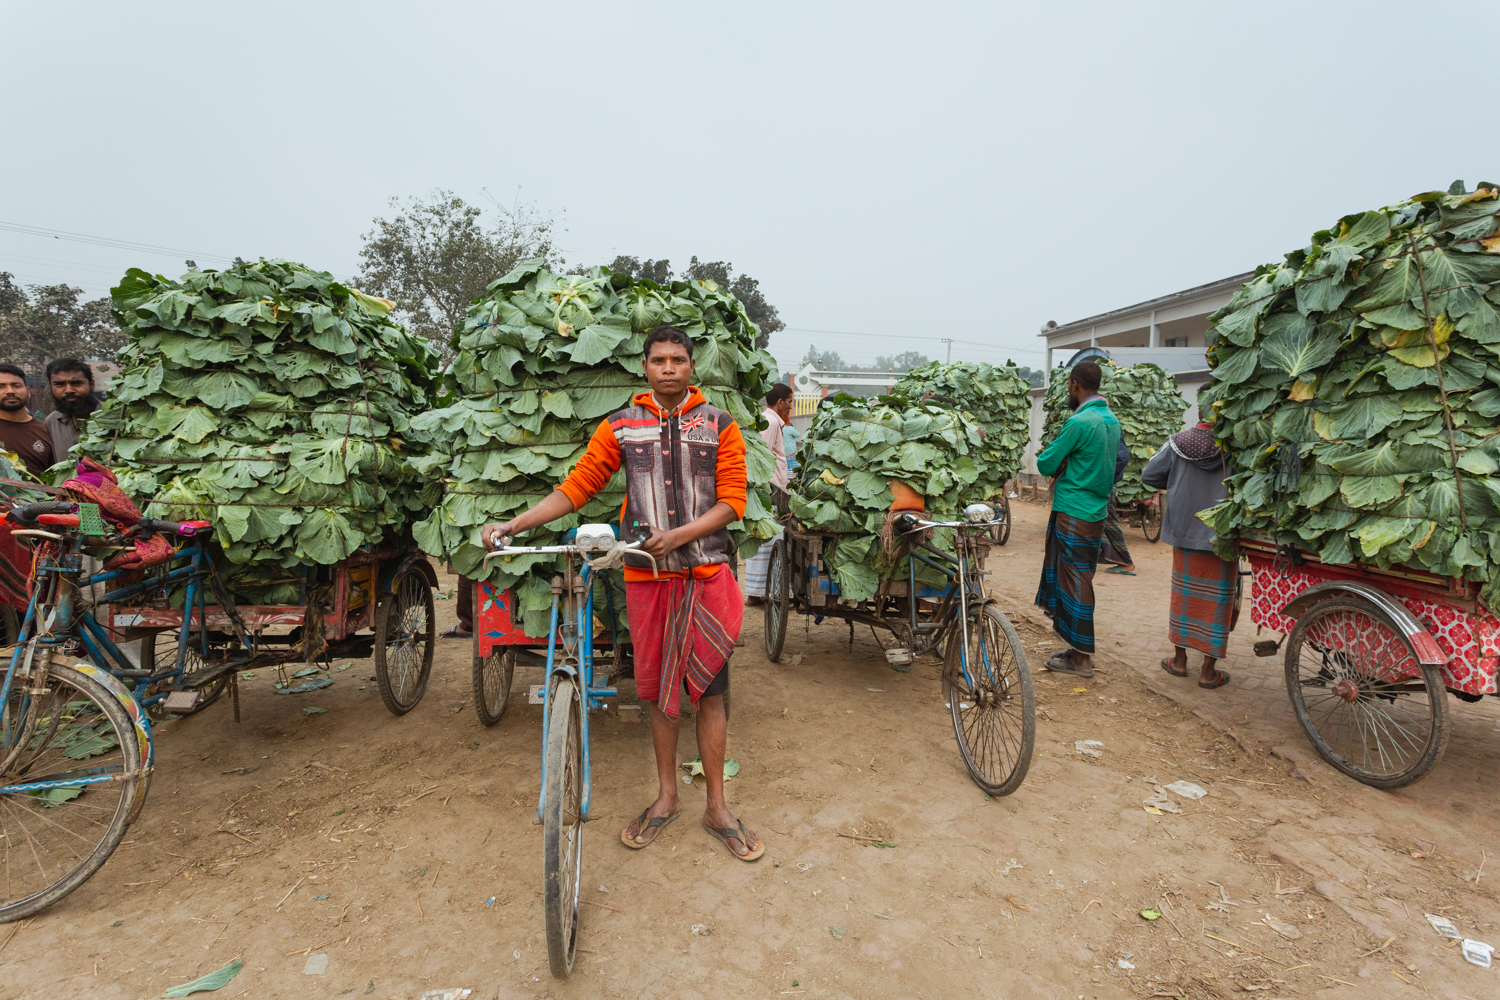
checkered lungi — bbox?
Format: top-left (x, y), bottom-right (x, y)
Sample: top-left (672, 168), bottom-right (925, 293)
top-left (1035, 511), bottom-right (1104, 654)
top-left (1168, 547), bottom-right (1240, 659)
top-left (742, 534), bottom-right (781, 598)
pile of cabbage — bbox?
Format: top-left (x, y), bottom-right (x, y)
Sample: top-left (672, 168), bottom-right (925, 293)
top-left (409, 261), bottom-right (780, 637)
top-left (80, 261), bottom-right (442, 603)
top-left (894, 361), bottom-right (1032, 497)
top-left (788, 393), bottom-right (984, 601)
top-left (1041, 361), bottom-right (1186, 503)
top-left (1198, 181), bottom-right (1500, 602)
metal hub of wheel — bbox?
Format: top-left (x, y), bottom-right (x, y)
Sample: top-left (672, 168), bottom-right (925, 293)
top-left (1332, 677), bottom-right (1361, 703)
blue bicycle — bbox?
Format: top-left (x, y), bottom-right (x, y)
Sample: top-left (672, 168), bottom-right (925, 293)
top-left (485, 524), bottom-right (653, 980)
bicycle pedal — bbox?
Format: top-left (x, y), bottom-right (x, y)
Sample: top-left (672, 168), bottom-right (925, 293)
top-left (527, 684), bottom-right (546, 705)
top-left (163, 690), bottom-right (201, 713)
top-left (884, 647), bottom-right (913, 668)
top-left (1253, 640), bottom-right (1281, 657)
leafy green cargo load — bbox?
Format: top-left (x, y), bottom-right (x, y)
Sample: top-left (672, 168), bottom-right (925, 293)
top-left (787, 393), bottom-right (984, 602)
top-left (1041, 361), bottom-right (1187, 504)
top-left (893, 361), bottom-right (1032, 497)
top-left (409, 261), bottom-right (781, 638)
top-left (1196, 181), bottom-right (1500, 604)
top-left (80, 261), bottom-right (442, 602)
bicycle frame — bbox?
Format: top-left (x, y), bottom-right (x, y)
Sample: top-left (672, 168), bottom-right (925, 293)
top-left (897, 519), bottom-right (995, 693)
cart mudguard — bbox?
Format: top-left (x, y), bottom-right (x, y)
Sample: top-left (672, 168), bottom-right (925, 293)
top-left (378, 552), bottom-right (438, 595)
top-left (64, 660), bottom-right (154, 773)
top-left (1281, 581), bottom-right (1448, 666)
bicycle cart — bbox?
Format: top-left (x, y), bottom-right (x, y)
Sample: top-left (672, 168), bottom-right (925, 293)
top-left (1242, 535), bottom-right (1498, 788)
top-left (0, 500), bottom-right (436, 922)
top-left (1118, 491), bottom-right (1165, 543)
top-left (763, 503), bottom-right (1035, 797)
top-left (482, 525), bottom-right (646, 980)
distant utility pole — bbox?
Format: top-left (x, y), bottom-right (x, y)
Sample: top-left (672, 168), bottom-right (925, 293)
top-left (941, 338), bottom-right (953, 363)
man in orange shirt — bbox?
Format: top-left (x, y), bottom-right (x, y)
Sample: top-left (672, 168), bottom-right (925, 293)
top-left (481, 326), bottom-right (764, 862)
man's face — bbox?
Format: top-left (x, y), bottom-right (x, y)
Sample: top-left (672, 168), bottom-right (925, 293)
top-left (774, 396), bottom-right (794, 421)
top-left (50, 370), bottom-right (95, 417)
top-left (1067, 378), bottom-right (1084, 410)
top-left (0, 375), bottom-right (29, 413)
top-left (644, 341), bottom-right (694, 398)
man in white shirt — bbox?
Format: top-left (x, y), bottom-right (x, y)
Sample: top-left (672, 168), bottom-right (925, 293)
top-left (744, 383), bottom-right (792, 605)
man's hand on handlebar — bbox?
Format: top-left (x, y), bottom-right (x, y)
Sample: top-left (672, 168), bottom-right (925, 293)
top-left (480, 522), bottom-right (517, 551)
top-left (636, 525), bottom-right (680, 562)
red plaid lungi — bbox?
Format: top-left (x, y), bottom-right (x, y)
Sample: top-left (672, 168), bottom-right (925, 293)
top-left (1168, 547), bottom-right (1240, 659)
top-left (626, 564), bottom-right (742, 718)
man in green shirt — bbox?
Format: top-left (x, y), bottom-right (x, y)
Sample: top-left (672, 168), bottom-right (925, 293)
top-left (1034, 361), bottom-right (1120, 678)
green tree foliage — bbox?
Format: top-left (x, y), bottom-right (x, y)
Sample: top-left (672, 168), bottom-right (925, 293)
top-left (1199, 181), bottom-right (1500, 602)
top-left (0, 273), bottom-right (123, 365)
top-left (356, 191), bottom-right (561, 363)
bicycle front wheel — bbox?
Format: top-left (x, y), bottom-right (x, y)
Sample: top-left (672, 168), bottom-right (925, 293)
top-left (542, 677), bottom-right (583, 979)
top-left (943, 604), bottom-right (1034, 796)
top-left (374, 567), bottom-right (436, 715)
top-left (0, 662), bottom-right (143, 922)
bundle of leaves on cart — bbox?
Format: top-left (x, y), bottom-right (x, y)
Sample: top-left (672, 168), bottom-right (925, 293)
top-left (894, 361), bottom-right (1032, 495)
top-left (408, 261), bottom-right (782, 638)
top-left (787, 393), bottom-right (983, 602)
top-left (1041, 361), bottom-right (1186, 504)
top-left (1195, 181), bottom-right (1500, 602)
top-left (79, 260), bottom-right (443, 603)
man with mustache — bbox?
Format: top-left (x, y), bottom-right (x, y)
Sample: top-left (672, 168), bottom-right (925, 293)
top-left (44, 358), bottom-right (99, 466)
top-left (0, 365), bottom-right (55, 479)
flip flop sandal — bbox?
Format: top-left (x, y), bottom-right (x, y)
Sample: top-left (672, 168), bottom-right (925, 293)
top-left (1104, 566), bottom-right (1137, 576)
top-left (1160, 657), bottom-right (1188, 677)
top-left (703, 819), bottom-right (765, 862)
top-left (1199, 669), bottom-right (1231, 690)
top-left (1045, 651), bottom-right (1094, 678)
top-left (440, 626), bottom-right (472, 639)
top-left (621, 808), bottom-right (680, 849)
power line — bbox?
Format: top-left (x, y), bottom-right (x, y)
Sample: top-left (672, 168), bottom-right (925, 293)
top-left (0, 221), bottom-right (238, 266)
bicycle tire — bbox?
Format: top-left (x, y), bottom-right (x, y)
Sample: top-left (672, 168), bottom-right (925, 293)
top-left (140, 625), bottom-right (228, 715)
top-left (0, 605), bottom-right (19, 649)
top-left (472, 641), bottom-right (515, 728)
top-left (763, 539), bottom-right (789, 663)
top-left (987, 494), bottom-right (1012, 547)
top-left (374, 567), bottom-right (436, 715)
top-left (542, 676), bottom-right (583, 979)
top-left (1284, 596), bottom-right (1449, 788)
top-left (0, 662), bottom-right (142, 922)
top-left (1142, 493), bottom-right (1164, 543)
top-left (943, 603), bottom-right (1035, 796)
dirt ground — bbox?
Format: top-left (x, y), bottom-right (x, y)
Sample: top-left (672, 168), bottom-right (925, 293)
top-left (3, 497), bottom-right (1498, 999)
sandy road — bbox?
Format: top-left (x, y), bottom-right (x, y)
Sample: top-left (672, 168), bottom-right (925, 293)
top-left (2, 498), bottom-right (1496, 998)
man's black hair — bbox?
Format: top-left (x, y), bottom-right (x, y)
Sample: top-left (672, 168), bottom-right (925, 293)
top-left (643, 325), bottom-right (694, 357)
top-left (45, 358), bottom-right (94, 384)
top-left (0, 364), bottom-right (27, 382)
top-left (765, 383), bottom-right (793, 406)
top-left (1070, 360), bottom-right (1102, 394)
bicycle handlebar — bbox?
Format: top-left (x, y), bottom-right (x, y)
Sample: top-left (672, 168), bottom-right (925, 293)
top-left (7, 501), bottom-right (78, 525)
top-left (134, 518), bottom-right (201, 538)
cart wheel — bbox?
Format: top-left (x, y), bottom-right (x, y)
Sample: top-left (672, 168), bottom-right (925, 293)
top-left (374, 567), bottom-right (436, 716)
top-left (943, 603), bottom-right (1034, 796)
top-left (140, 626), bottom-right (228, 716)
top-left (0, 605), bottom-right (19, 649)
top-left (0, 662), bottom-right (143, 922)
top-left (542, 676), bottom-right (583, 980)
top-left (1142, 492), bottom-right (1164, 543)
top-left (472, 641), bottom-right (515, 728)
top-left (763, 538), bottom-right (790, 663)
top-left (1284, 596), bottom-right (1449, 788)
top-left (987, 494), bottom-right (1012, 547)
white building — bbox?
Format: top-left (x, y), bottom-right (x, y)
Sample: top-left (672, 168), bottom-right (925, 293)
top-left (1022, 271), bottom-right (1253, 474)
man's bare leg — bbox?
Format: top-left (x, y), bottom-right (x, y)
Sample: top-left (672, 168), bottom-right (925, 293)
top-left (695, 692), bottom-right (760, 857)
top-left (623, 703), bottom-right (682, 845)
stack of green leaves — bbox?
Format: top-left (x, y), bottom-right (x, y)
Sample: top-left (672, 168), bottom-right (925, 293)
top-left (79, 261), bottom-right (442, 603)
top-left (894, 361), bottom-right (1032, 497)
top-left (1195, 181), bottom-right (1500, 601)
top-left (1041, 361), bottom-right (1186, 503)
top-left (409, 261), bottom-right (781, 638)
top-left (787, 392), bottom-right (984, 601)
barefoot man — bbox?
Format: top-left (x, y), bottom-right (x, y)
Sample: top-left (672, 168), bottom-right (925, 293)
top-left (480, 326), bottom-right (765, 862)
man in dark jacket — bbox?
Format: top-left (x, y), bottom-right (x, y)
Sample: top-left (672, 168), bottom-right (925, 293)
top-left (1141, 418), bottom-right (1236, 689)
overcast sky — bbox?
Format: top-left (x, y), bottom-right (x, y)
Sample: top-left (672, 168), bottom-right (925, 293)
top-left (3, 1), bottom-right (1496, 374)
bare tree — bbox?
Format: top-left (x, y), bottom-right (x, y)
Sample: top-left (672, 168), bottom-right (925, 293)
top-left (356, 190), bottom-right (563, 362)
